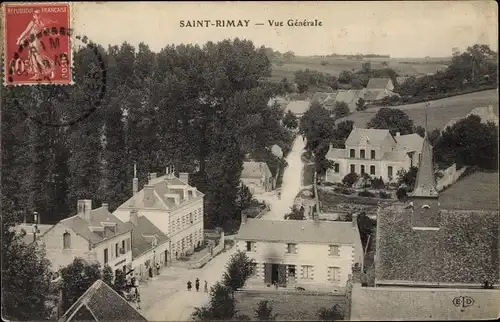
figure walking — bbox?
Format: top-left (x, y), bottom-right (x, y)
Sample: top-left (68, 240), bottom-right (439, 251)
top-left (187, 280), bottom-right (192, 291)
top-left (156, 262), bottom-right (160, 275)
top-left (204, 280), bottom-right (208, 293)
top-left (195, 278), bottom-right (200, 292)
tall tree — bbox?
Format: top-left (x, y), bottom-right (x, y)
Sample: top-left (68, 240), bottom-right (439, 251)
top-left (60, 258), bottom-right (102, 311)
top-left (222, 250), bottom-right (256, 292)
top-left (367, 108), bottom-right (414, 136)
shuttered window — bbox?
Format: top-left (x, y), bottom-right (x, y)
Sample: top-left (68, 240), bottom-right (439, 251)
top-left (302, 265), bottom-right (314, 279)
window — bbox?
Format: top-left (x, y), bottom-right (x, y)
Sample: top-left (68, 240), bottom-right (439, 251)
top-left (246, 241), bottom-right (254, 252)
top-left (328, 267), bottom-right (341, 282)
top-left (360, 149), bottom-right (365, 159)
top-left (122, 240), bottom-right (125, 251)
top-left (388, 166), bottom-right (393, 177)
top-left (190, 212), bottom-right (193, 224)
top-left (63, 232), bottom-right (71, 249)
top-left (334, 163), bottom-right (339, 173)
top-left (288, 265), bottom-right (296, 278)
top-left (350, 164), bottom-right (356, 173)
top-left (176, 218), bottom-right (180, 231)
top-left (115, 243), bottom-right (119, 258)
top-left (286, 243), bottom-right (297, 254)
top-left (370, 165), bottom-right (376, 175)
top-left (349, 149), bottom-right (355, 158)
top-left (182, 216), bottom-right (185, 226)
top-left (370, 150), bottom-right (376, 159)
top-left (302, 265), bottom-right (313, 279)
top-left (360, 165), bottom-right (365, 175)
top-left (329, 245), bottom-right (340, 256)
top-left (104, 248), bottom-right (109, 264)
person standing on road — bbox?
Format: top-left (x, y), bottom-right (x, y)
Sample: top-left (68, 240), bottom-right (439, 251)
top-left (195, 278), bottom-right (200, 292)
top-left (187, 280), bottom-right (192, 291)
top-left (204, 280), bottom-right (208, 293)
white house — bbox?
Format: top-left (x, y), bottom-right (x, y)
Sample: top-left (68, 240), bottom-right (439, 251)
top-left (325, 127), bottom-right (424, 183)
top-left (39, 200), bottom-right (134, 275)
top-left (113, 170), bottom-right (204, 260)
top-left (241, 161), bottom-right (274, 195)
top-left (235, 213), bottom-right (363, 293)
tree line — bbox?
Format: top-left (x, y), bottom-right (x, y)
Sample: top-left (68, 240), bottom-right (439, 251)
top-left (2, 38), bottom-right (293, 230)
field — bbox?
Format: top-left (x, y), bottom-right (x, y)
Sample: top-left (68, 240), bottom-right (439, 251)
top-left (340, 89), bottom-right (499, 130)
top-left (270, 56), bottom-right (450, 81)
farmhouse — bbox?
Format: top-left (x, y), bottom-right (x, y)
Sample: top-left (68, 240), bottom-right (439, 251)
top-left (113, 170), bottom-right (204, 260)
top-left (241, 161), bottom-right (274, 194)
top-left (362, 77), bottom-right (398, 102)
top-left (335, 90), bottom-right (363, 112)
top-left (235, 212), bottom-right (363, 293)
top-left (325, 127), bottom-right (424, 183)
top-left (312, 91), bottom-right (338, 109)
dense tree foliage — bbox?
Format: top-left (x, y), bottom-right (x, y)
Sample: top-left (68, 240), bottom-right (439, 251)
top-left (284, 204), bottom-right (306, 220)
top-left (293, 69), bottom-right (339, 93)
top-left (434, 115), bottom-right (498, 170)
top-left (254, 300), bottom-right (278, 321)
top-left (191, 282), bottom-right (236, 320)
top-left (367, 108), bottom-right (415, 136)
top-left (2, 38), bottom-right (291, 230)
top-left (396, 166), bottom-right (419, 191)
top-left (60, 258), bottom-right (102, 311)
top-left (317, 304), bottom-right (344, 321)
top-left (282, 110), bottom-right (299, 129)
top-left (222, 250), bottom-right (256, 292)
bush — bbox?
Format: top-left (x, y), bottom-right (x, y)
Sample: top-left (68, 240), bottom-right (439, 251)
top-left (371, 177), bottom-right (385, 189)
top-left (341, 188), bottom-right (353, 195)
top-left (318, 305), bottom-right (344, 321)
top-left (358, 190), bottom-right (376, 198)
top-left (396, 187), bottom-right (407, 200)
top-left (342, 173), bottom-right (358, 187)
top-left (379, 191), bottom-right (391, 199)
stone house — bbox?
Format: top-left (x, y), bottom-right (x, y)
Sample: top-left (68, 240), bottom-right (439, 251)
top-left (235, 213), bottom-right (363, 293)
top-left (325, 127), bottom-right (424, 184)
top-left (241, 161), bottom-right (274, 195)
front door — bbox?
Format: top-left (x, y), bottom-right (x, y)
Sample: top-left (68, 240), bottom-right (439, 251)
top-left (164, 250), bottom-right (168, 267)
top-left (264, 263), bottom-right (272, 284)
top-left (271, 264), bottom-right (279, 284)
top-left (278, 264), bottom-right (287, 287)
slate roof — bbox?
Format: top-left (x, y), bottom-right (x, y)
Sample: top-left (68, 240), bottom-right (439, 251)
top-left (366, 77), bottom-right (392, 90)
top-left (376, 206), bottom-right (500, 284)
top-left (345, 128), bottom-right (394, 147)
top-left (381, 151), bottom-right (409, 162)
top-left (335, 90), bottom-right (360, 105)
top-left (285, 100), bottom-right (310, 116)
top-left (395, 133), bottom-right (424, 152)
top-left (409, 134), bottom-right (438, 197)
top-left (131, 216), bottom-right (170, 259)
top-left (58, 279), bottom-right (147, 322)
top-left (350, 283), bottom-right (500, 321)
top-left (120, 174), bottom-right (204, 211)
top-left (242, 162), bottom-right (273, 179)
top-left (326, 146), bottom-right (345, 159)
top-left (236, 218), bottom-right (360, 245)
top-left (362, 90), bottom-right (382, 101)
top-left (44, 207), bottom-right (133, 246)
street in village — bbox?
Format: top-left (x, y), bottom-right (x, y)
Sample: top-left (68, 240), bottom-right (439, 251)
top-left (138, 135), bottom-right (306, 320)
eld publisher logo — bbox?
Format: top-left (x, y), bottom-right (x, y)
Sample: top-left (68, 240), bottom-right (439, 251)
top-left (452, 296), bottom-right (475, 308)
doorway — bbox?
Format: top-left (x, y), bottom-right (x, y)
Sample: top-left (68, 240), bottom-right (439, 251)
top-left (164, 250), bottom-right (168, 267)
top-left (264, 263), bottom-right (287, 287)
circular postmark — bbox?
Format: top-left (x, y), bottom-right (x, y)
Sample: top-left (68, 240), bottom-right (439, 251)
top-left (6, 27), bottom-right (107, 127)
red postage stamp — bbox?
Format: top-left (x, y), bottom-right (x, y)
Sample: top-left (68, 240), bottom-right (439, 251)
top-left (3, 3), bottom-right (72, 85)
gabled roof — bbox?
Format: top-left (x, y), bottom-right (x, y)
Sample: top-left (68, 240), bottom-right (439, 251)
top-left (285, 100), bottom-right (310, 115)
top-left (44, 207), bottom-right (133, 246)
top-left (236, 218), bottom-right (360, 245)
top-left (381, 151), bottom-right (409, 162)
top-left (362, 90), bottom-right (382, 101)
top-left (130, 216), bottom-right (170, 259)
top-left (345, 128), bottom-right (395, 147)
top-left (242, 162), bottom-right (272, 179)
top-left (366, 77), bottom-right (392, 90)
top-left (119, 174), bottom-right (204, 211)
top-left (335, 90), bottom-right (360, 105)
top-left (409, 134), bottom-right (438, 197)
top-left (326, 146), bottom-right (345, 159)
top-left (395, 133), bottom-right (424, 152)
top-left (58, 279), bottom-right (147, 322)
top-left (376, 206), bottom-right (499, 284)
top-left (350, 283), bottom-right (500, 321)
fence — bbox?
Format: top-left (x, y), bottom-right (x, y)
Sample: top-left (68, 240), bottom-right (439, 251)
top-left (188, 231), bottom-right (225, 269)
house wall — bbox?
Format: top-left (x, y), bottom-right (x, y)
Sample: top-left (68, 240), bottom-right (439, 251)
top-left (132, 240), bottom-right (170, 281)
top-left (93, 232), bottom-right (133, 273)
top-left (42, 222), bottom-right (90, 271)
top-left (235, 240), bottom-right (358, 290)
top-left (169, 198), bottom-right (204, 257)
top-left (241, 178), bottom-right (265, 195)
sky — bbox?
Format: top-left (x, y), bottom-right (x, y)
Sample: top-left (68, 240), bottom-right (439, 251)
top-left (73, 1), bottom-right (498, 58)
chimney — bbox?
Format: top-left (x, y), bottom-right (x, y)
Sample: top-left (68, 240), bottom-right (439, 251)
top-left (77, 200), bottom-right (92, 221)
top-left (396, 132), bottom-right (400, 137)
top-left (130, 208), bottom-right (138, 226)
top-left (352, 213), bottom-right (358, 228)
top-left (102, 203), bottom-right (109, 212)
top-left (241, 212), bottom-right (247, 224)
top-left (179, 172), bottom-right (189, 184)
top-left (133, 163), bottom-right (138, 195)
top-left (143, 185), bottom-right (155, 208)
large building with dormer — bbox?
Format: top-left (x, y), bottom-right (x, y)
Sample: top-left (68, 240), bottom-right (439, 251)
top-left (325, 127), bottom-right (424, 183)
top-left (113, 170), bottom-right (204, 261)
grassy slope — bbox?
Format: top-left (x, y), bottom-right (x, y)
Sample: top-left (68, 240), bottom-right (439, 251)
top-left (270, 56), bottom-right (449, 81)
top-left (340, 89), bottom-right (499, 131)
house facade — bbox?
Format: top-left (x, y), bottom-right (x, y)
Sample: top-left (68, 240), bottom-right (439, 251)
top-left (113, 171), bottom-right (204, 260)
top-left (39, 200), bottom-right (133, 274)
top-left (325, 127), bottom-right (424, 183)
top-left (235, 213), bottom-right (363, 293)
top-left (241, 161), bottom-right (274, 195)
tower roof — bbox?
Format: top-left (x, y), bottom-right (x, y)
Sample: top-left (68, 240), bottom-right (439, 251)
top-left (410, 133), bottom-right (438, 198)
